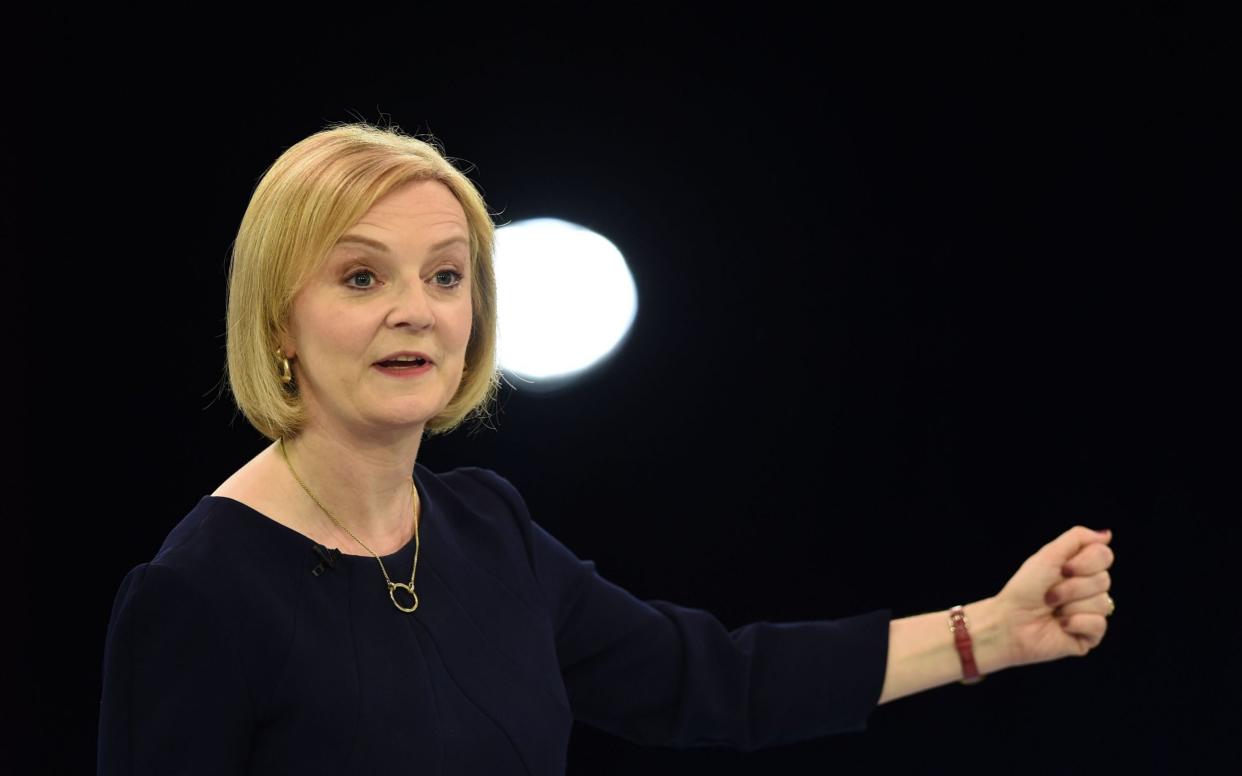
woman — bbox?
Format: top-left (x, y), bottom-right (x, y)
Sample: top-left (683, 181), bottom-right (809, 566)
top-left (97, 122), bottom-right (1117, 774)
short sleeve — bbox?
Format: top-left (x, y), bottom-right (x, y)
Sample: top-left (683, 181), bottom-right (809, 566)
top-left (470, 468), bottom-right (893, 751)
top-left (97, 562), bottom-right (256, 775)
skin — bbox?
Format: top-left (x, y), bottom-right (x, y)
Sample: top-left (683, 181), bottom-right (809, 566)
top-left (878, 527), bottom-right (1116, 704)
top-left (269, 179), bottom-right (474, 555)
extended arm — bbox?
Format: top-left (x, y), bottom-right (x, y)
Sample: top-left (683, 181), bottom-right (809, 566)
top-left (470, 468), bottom-right (893, 749)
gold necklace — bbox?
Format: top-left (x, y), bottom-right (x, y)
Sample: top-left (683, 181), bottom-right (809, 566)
top-left (278, 437), bottom-right (421, 613)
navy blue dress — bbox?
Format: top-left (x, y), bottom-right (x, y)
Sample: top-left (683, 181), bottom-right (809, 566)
top-left (97, 464), bottom-right (892, 774)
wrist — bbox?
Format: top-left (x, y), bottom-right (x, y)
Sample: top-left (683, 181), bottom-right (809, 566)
top-left (959, 596), bottom-right (1012, 676)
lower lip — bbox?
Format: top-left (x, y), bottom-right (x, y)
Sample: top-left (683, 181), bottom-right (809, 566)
top-left (373, 362), bottom-right (433, 378)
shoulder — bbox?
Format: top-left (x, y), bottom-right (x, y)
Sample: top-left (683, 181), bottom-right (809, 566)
top-left (423, 465), bottom-right (533, 523)
top-left (104, 497), bottom-right (301, 690)
top-left (420, 463), bottom-right (534, 540)
top-left (113, 496), bottom-right (307, 627)
top-left (139, 497), bottom-right (234, 578)
top-left (148, 496), bottom-right (267, 580)
top-left (416, 463), bottom-right (543, 581)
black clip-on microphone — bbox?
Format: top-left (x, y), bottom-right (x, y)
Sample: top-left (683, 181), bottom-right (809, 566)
top-left (310, 543), bottom-right (342, 577)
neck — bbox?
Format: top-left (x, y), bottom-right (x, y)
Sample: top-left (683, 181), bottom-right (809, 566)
top-left (273, 426), bottom-right (423, 555)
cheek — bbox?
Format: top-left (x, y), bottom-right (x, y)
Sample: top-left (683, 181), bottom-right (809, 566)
top-left (305, 311), bottom-right (367, 363)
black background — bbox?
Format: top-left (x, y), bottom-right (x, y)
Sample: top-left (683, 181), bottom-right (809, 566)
top-left (10, 8), bottom-right (1237, 774)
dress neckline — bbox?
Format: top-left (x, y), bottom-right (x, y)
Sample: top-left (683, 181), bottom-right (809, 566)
top-left (201, 468), bottom-right (428, 564)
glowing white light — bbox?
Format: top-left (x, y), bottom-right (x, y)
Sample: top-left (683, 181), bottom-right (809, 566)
top-left (494, 218), bottom-right (638, 387)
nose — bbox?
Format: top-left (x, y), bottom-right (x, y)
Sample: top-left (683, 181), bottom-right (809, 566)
top-left (386, 276), bottom-right (435, 330)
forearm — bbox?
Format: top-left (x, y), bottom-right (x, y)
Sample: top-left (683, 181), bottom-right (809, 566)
top-left (877, 596), bottom-right (1010, 705)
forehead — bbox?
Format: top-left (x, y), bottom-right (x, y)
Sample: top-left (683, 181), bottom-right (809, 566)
top-left (350, 179), bottom-right (467, 234)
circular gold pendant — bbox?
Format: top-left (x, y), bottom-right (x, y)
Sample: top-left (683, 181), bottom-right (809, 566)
top-left (388, 582), bottom-right (419, 613)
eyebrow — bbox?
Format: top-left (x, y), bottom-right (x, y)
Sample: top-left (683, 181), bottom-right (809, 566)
top-left (334, 234), bottom-right (469, 254)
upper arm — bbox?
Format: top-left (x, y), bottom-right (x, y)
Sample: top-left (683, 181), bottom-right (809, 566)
top-left (459, 467), bottom-right (893, 751)
top-left (97, 562), bottom-right (256, 775)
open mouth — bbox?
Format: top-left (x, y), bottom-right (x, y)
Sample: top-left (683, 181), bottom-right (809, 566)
top-left (376, 358), bottom-right (428, 369)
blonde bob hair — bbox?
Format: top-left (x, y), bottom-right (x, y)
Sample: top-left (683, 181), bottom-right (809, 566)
top-left (223, 121), bottom-right (500, 442)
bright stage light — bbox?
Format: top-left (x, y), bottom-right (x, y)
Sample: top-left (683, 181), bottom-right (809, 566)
top-left (495, 218), bottom-right (639, 388)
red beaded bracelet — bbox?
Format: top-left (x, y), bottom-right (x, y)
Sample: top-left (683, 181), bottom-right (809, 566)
top-left (949, 605), bottom-right (984, 685)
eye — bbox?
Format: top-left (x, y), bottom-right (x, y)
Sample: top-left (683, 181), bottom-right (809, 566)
top-left (433, 269), bottom-right (465, 289)
top-left (343, 266), bottom-right (464, 292)
top-left (344, 269), bottom-right (377, 290)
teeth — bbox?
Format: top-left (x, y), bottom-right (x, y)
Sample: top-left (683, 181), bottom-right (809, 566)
top-left (392, 356), bottom-right (423, 362)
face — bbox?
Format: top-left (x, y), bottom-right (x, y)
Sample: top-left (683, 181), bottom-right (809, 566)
top-left (280, 179), bottom-right (473, 439)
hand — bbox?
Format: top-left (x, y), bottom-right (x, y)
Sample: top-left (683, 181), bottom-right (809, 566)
top-left (993, 526), bottom-right (1116, 669)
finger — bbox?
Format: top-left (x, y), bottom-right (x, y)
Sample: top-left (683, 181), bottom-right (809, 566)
top-left (1054, 590), bottom-right (1114, 619)
top-left (1043, 523), bottom-right (1112, 566)
top-left (1062, 542), bottom-right (1117, 577)
top-left (1060, 613), bottom-right (1108, 653)
top-left (1045, 570), bottom-right (1111, 608)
